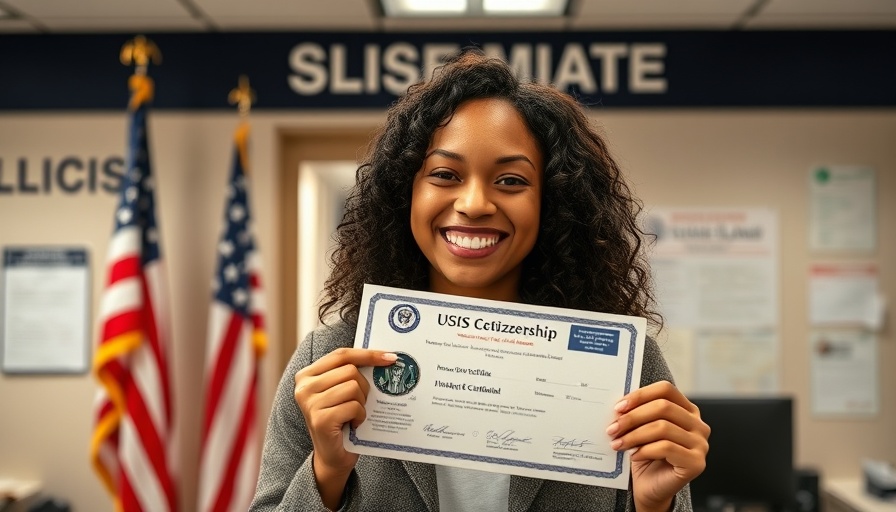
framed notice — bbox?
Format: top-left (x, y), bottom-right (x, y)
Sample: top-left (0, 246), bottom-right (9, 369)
top-left (1, 247), bottom-right (90, 374)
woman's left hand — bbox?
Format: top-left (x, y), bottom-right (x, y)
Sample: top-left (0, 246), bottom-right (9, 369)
top-left (607, 380), bottom-right (710, 512)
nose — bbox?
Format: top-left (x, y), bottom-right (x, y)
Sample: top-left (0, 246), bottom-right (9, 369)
top-left (454, 179), bottom-right (497, 218)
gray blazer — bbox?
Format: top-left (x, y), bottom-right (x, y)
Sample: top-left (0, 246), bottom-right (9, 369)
top-left (250, 322), bottom-right (693, 512)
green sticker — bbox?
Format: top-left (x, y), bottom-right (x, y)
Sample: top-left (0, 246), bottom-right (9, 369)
top-left (814, 167), bottom-right (830, 184)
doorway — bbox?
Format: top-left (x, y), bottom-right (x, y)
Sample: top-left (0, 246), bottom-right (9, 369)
top-left (278, 130), bottom-right (374, 370)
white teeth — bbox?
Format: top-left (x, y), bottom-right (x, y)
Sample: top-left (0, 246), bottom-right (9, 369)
top-left (446, 232), bottom-right (499, 249)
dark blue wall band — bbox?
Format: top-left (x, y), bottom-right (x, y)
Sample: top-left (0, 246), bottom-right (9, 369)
top-left (1, 31), bottom-right (893, 110)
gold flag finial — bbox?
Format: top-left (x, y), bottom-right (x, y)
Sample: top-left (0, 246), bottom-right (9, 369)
top-left (229, 75), bottom-right (255, 117)
top-left (120, 35), bottom-right (162, 76)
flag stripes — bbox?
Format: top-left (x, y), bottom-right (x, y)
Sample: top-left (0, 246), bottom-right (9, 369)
top-left (197, 122), bottom-right (267, 512)
top-left (91, 74), bottom-right (178, 512)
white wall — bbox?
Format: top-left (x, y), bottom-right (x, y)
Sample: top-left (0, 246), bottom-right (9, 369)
top-left (0, 111), bottom-right (285, 511)
top-left (0, 108), bottom-right (893, 510)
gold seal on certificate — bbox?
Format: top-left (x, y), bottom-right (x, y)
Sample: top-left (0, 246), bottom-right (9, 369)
top-left (343, 284), bottom-right (646, 490)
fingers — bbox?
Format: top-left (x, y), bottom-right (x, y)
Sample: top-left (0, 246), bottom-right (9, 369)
top-left (296, 363), bottom-right (370, 402)
top-left (291, 347), bottom-right (401, 486)
top-left (608, 380), bottom-right (710, 475)
top-left (609, 417), bottom-right (698, 452)
top-left (631, 440), bottom-right (707, 478)
top-left (299, 347), bottom-right (398, 379)
top-left (616, 380), bottom-right (696, 416)
top-left (300, 374), bottom-right (369, 414)
top-left (611, 381), bottom-right (710, 439)
top-left (294, 348), bottom-right (396, 413)
top-left (306, 397), bottom-right (368, 435)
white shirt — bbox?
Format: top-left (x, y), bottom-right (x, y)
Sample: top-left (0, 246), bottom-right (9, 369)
top-left (436, 465), bottom-right (511, 512)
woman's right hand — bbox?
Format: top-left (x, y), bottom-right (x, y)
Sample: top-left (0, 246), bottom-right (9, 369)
top-left (294, 347), bottom-right (397, 508)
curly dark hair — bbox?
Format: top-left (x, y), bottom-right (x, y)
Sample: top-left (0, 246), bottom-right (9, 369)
top-left (319, 48), bottom-right (661, 330)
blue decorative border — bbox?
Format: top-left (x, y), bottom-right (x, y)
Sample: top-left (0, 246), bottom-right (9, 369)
top-left (354, 292), bottom-right (641, 479)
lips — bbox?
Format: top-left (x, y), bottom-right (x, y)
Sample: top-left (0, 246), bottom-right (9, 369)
top-left (441, 227), bottom-right (507, 256)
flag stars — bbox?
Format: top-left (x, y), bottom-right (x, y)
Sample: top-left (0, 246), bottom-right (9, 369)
top-left (143, 176), bottom-right (155, 191)
top-left (238, 231), bottom-right (251, 246)
top-left (224, 263), bottom-right (240, 283)
top-left (229, 204), bottom-right (246, 222)
top-left (125, 186), bottom-right (139, 203)
top-left (117, 207), bottom-right (133, 225)
top-left (219, 240), bottom-right (234, 258)
top-left (232, 288), bottom-right (248, 306)
top-left (146, 228), bottom-right (159, 244)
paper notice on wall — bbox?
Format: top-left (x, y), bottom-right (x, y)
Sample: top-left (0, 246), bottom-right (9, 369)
top-left (646, 208), bottom-right (778, 329)
top-left (810, 330), bottom-right (878, 416)
top-left (694, 329), bottom-right (779, 395)
top-left (809, 263), bottom-right (884, 330)
top-left (645, 208), bottom-right (779, 394)
top-left (809, 166), bottom-right (876, 252)
top-left (1, 247), bottom-right (90, 373)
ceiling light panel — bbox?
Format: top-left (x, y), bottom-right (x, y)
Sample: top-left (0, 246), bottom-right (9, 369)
top-left (381, 0), bottom-right (568, 16)
top-left (381, 0), bottom-right (467, 16)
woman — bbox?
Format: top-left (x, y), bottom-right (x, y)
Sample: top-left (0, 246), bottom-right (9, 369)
top-left (250, 49), bottom-right (709, 512)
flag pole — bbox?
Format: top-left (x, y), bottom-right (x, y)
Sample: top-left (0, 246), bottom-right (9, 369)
top-left (120, 35), bottom-right (162, 111)
top-left (229, 74), bottom-right (255, 117)
top-left (120, 35), bottom-right (162, 76)
top-left (228, 75), bottom-right (255, 177)
top-left (228, 75), bottom-right (266, 355)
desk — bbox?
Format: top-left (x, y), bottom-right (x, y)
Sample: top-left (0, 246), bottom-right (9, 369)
top-left (824, 479), bottom-right (896, 512)
top-left (0, 479), bottom-right (40, 512)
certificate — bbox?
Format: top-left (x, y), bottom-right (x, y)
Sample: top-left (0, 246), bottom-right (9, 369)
top-left (343, 284), bottom-right (646, 489)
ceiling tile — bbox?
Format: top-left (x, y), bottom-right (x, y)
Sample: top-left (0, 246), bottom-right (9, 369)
top-left (576, 0), bottom-right (755, 17)
top-left (571, 14), bottom-right (742, 29)
top-left (3, 0), bottom-right (190, 18)
top-left (212, 16), bottom-right (377, 30)
top-left (38, 17), bottom-right (207, 32)
top-left (196, 0), bottom-right (373, 18)
top-left (0, 19), bottom-right (40, 32)
top-left (3, 0), bottom-right (892, 32)
top-left (198, 0), bottom-right (378, 31)
top-left (761, 0), bottom-right (896, 15)
top-left (745, 14), bottom-right (896, 29)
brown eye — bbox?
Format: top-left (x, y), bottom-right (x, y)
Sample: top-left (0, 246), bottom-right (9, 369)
top-left (430, 170), bottom-right (458, 181)
top-left (496, 175), bottom-right (529, 187)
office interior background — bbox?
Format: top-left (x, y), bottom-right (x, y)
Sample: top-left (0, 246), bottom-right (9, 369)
top-left (0, 1), bottom-right (894, 510)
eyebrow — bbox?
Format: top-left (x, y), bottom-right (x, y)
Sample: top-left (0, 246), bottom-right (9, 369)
top-left (424, 149), bottom-right (537, 170)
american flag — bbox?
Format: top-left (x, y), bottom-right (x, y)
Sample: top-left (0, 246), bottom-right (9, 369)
top-left (91, 74), bottom-right (178, 512)
top-left (197, 121), bottom-right (267, 512)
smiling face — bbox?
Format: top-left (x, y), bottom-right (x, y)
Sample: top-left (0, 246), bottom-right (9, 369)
top-left (410, 97), bottom-right (543, 302)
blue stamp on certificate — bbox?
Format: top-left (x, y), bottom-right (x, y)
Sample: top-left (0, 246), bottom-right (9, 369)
top-left (567, 325), bottom-right (620, 356)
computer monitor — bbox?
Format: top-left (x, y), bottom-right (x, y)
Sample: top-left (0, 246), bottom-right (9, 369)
top-left (688, 396), bottom-right (795, 512)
